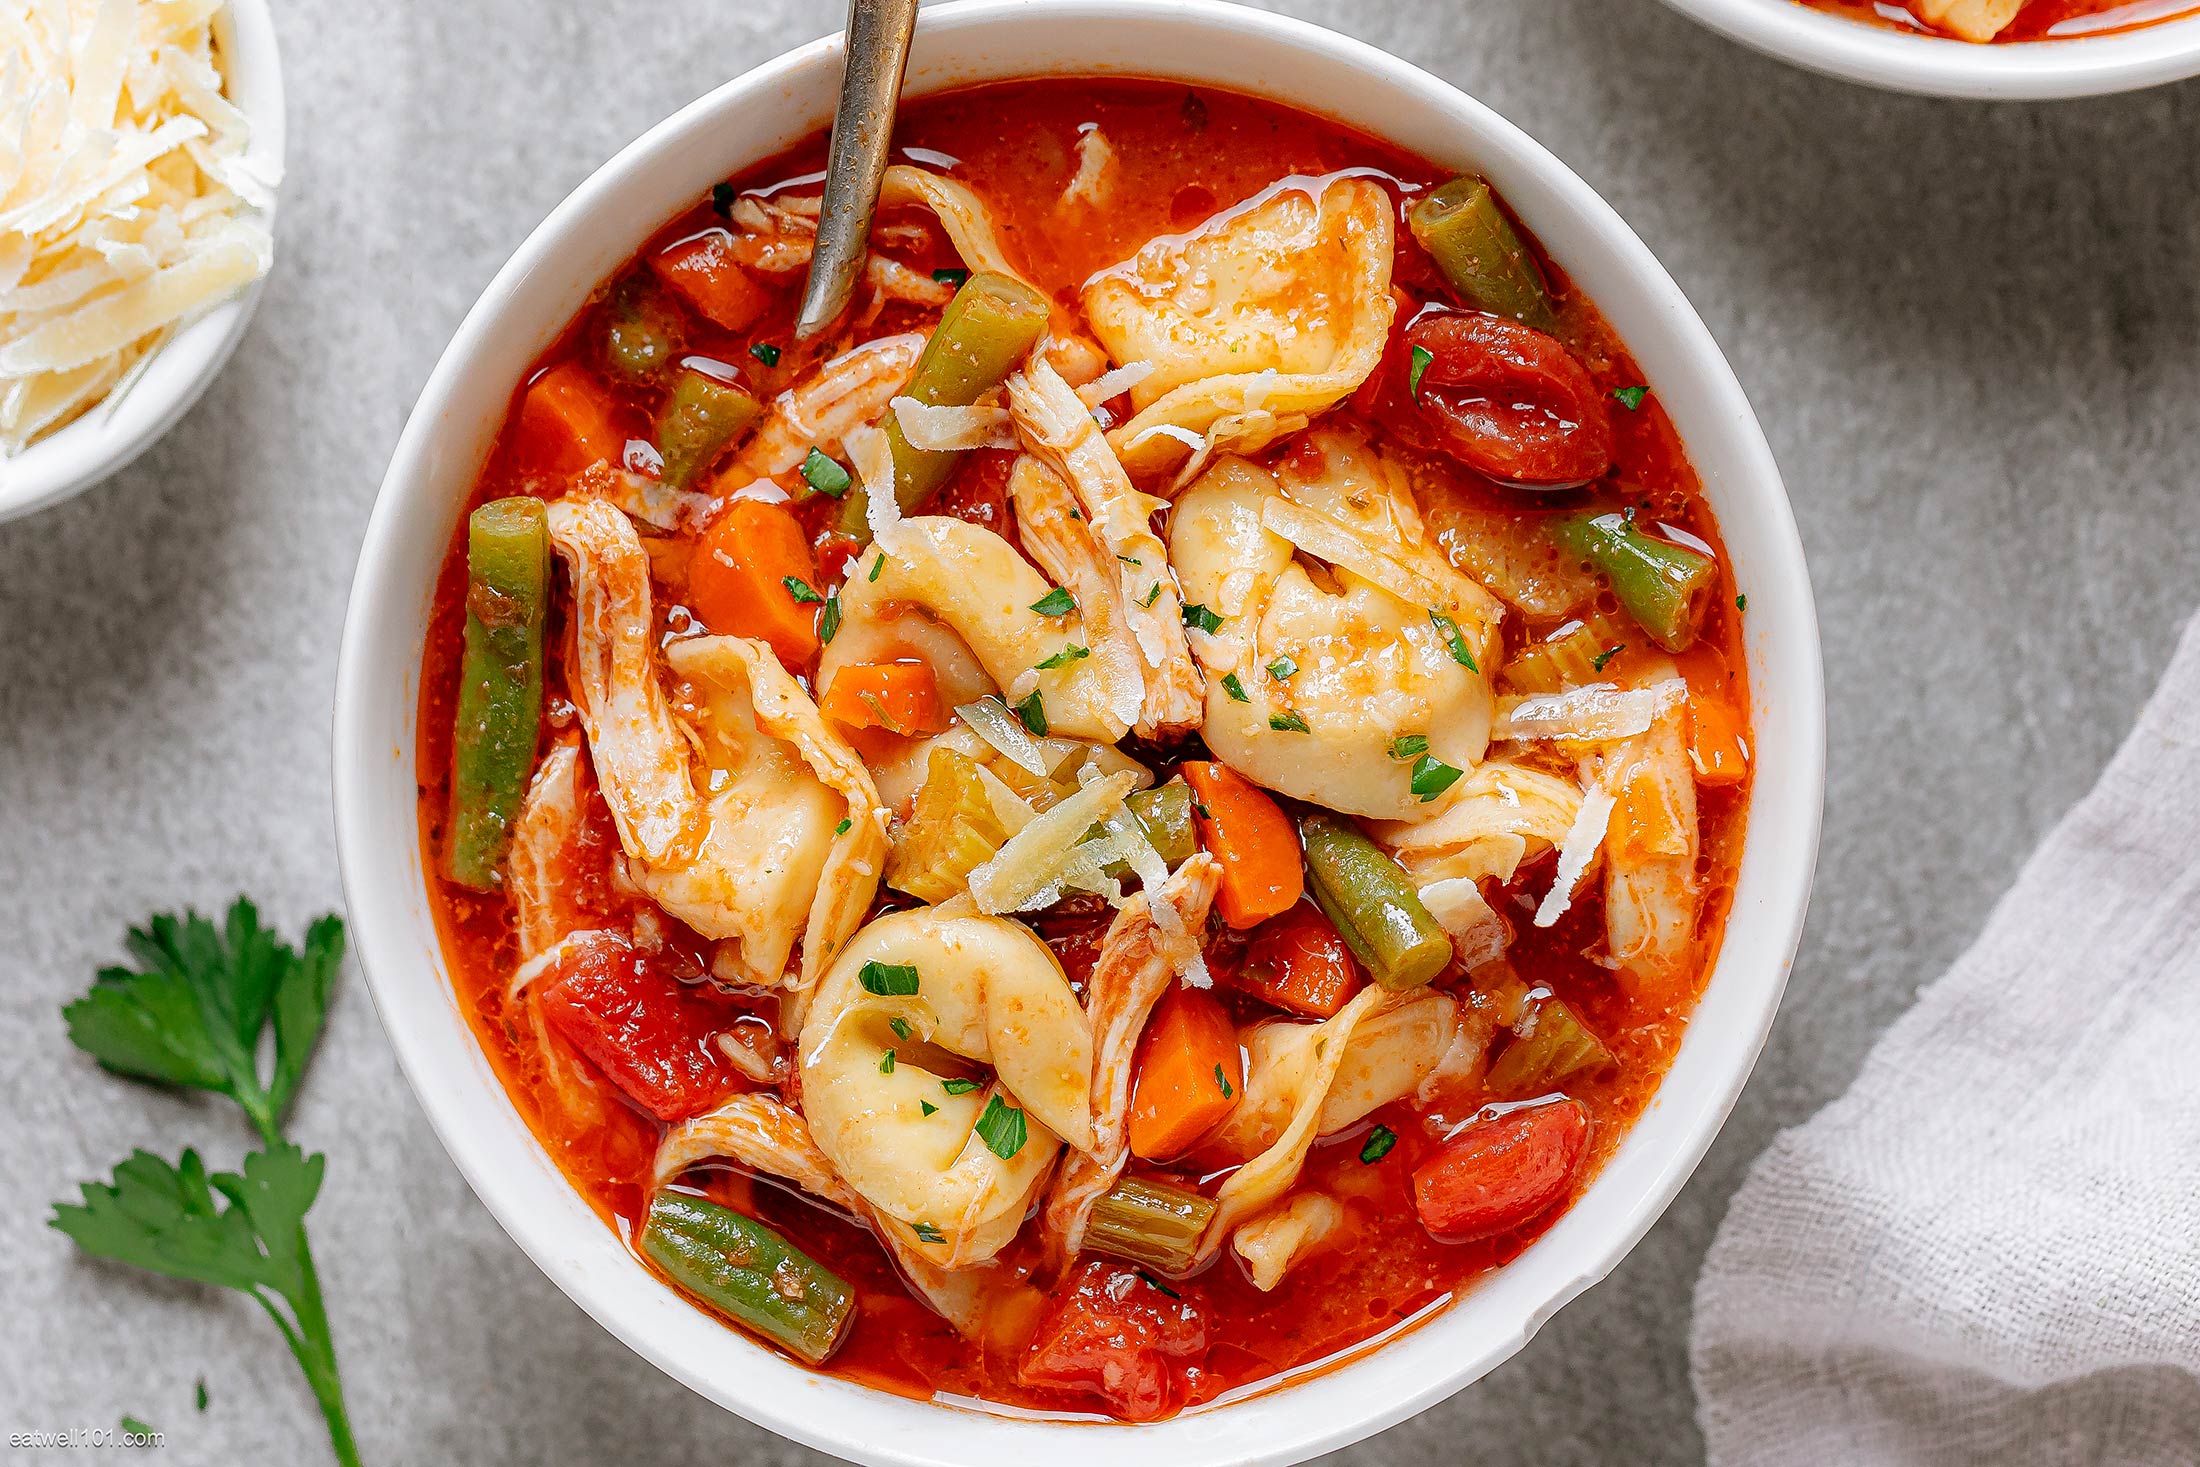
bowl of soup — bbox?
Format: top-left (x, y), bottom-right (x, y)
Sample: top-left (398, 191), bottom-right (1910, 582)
top-left (1659, 0), bottom-right (2200, 96)
top-left (333, 1), bottom-right (1822, 1461)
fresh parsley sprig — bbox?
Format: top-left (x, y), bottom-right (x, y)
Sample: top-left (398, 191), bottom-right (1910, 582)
top-left (49, 900), bottom-right (360, 1467)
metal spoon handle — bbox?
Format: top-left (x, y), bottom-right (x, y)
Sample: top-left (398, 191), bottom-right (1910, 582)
top-left (795, 0), bottom-right (920, 340)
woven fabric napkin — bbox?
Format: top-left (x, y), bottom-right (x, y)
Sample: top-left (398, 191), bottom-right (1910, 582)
top-left (1691, 615), bottom-right (2200, 1465)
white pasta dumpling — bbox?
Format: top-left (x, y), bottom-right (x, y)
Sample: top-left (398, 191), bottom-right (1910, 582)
top-left (1167, 444), bottom-right (1496, 819)
top-left (1084, 174), bottom-right (1396, 479)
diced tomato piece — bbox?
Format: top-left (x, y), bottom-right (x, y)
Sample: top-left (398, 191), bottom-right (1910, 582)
top-left (1234, 901), bottom-right (1363, 1019)
top-left (1020, 1261), bottom-right (1207, 1422)
top-left (517, 360), bottom-right (622, 476)
top-left (1411, 1097), bottom-right (1592, 1243)
top-left (648, 230), bottom-right (772, 331)
top-left (1360, 306), bottom-right (1612, 487)
top-left (535, 932), bottom-right (741, 1121)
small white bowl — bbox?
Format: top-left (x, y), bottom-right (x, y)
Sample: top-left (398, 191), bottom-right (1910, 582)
top-left (0, 0), bottom-right (286, 524)
top-left (333, 4), bottom-right (1823, 1463)
top-left (1658, 0), bottom-right (2200, 98)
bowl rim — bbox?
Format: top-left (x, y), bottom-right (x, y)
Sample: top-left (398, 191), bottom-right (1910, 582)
top-left (0, 0), bottom-right (287, 525)
top-left (333, 3), bottom-right (1825, 1463)
top-left (1654, 0), bottom-right (2200, 97)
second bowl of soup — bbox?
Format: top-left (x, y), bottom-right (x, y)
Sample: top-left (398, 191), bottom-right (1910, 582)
top-left (335, 2), bottom-right (1821, 1462)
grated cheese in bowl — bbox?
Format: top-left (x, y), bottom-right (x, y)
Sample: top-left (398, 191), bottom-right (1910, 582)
top-left (1, 0), bottom-right (280, 460)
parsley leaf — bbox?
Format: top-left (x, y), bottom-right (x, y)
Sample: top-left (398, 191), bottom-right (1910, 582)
top-left (1736, 593), bottom-right (1748, 612)
top-left (63, 900), bottom-right (344, 1145)
top-left (932, 267), bottom-right (969, 288)
top-left (869, 553), bottom-right (885, 582)
top-left (1359, 1125), bottom-right (1398, 1164)
top-left (1220, 672), bottom-right (1250, 703)
top-left (1181, 602), bottom-right (1223, 634)
top-left (834, 817), bottom-right (852, 836)
top-left (1612, 385), bottom-right (1649, 410)
top-left (818, 590), bottom-right (841, 644)
top-left (1591, 643), bottom-right (1623, 672)
top-left (1214, 1063), bottom-right (1234, 1099)
top-left (1409, 345), bottom-right (1434, 402)
top-left (911, 1221), bottom-right (945, 1243)
top-left (1429, 610), bottom-right (1479, 672)
top-left (749, 342), bottom-right (781, 368)
top-left (920, 1100), bottom-right (939, 1117)
top-left (1410, 753), bottom-right (1464, 802)
top-left (1035, 644), bottom-right (1090, 671)
top-left (1269, 710), bottom-right (1310, 733)
top-left (1136, 1269), bottom-right (1181, 1298)
top-left (1388, 734), bottom-right (1429, 761)
top-left (974, 1095), bottom-right (1028, 1160)
top-left (1266, 654), bottom-right (1297, 681)
top-left (879, 1050), bottom-right (896, 1074)
top-left (889, 1017), bottom-right (911, 1040)
top-left (1139, 582), bottom-right (1163, 608)
top-left (782, 575), bottom-right (823, 605)
top-left (801, 447), bottom-right (850, 499)
top-left (1012, 689), bottom-right (1048, 736)
top-left (711, 181), bottom-right (737, 220)
top-left (859, 961), bottom-right (920, 996)
top-left (1030, 586), bottom-right (1076, 617)
top-left (940, 1078), bottom-right (981, 1095)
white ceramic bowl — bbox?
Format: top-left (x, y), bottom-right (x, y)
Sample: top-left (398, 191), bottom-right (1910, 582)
top-left (333, 4), bottom-right (1824, 1462)
top-left (1658, 0), bottom-right (2200, 97)
top-left (0, 0), bottom-right (286, 524)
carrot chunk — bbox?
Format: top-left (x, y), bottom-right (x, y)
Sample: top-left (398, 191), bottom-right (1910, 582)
top-left (1234, 901), bottom-right (1363, 1019)
top-left (817, 661), bottom-right (948, 736)
top-left (1127, 985), bottom-right (1242, 1161)
top-left (687, 499), bottom-right (822, 669)
top-left (1411, 1097), bottom-right (1591, 1242)
top-left (649, 231), bottom-right (772, 331)
top-left (1686, 692), bottom-right (1749, 787)
top-left (517, 360), bottom-right (621, 475)
top-left (1180, 761), bottom-right (1304, 930)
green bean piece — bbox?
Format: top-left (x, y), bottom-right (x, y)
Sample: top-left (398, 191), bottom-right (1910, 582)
top-left (653, 368), bottom-right (762, 489)
top-left (1552, 511), bottom-right (1716, 654)
top-left (640, 1194), bottom-right (855, 1365)
top-left (1083, 1176), bottom-right (1217, 1275)
top-left (1082, 780), bottom-right (1199, 881)
top-left (444, 498), bottom-right (551, 891)
top-left (838, 270), bottom-right (1050, 536)
top-left (1407, 175), bottom-right (1556, 332)
top-left (1300, 814), bottom-right (1452, 991)
top-left (1485, 997), bottom-right (1616, 1098)
top-left (601, 275), bottom-right (685, 384)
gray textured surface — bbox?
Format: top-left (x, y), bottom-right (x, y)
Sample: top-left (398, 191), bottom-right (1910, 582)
top-left (3, 1), bottom-right (2196, 1463)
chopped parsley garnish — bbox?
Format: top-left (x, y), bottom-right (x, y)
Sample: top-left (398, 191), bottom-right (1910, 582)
top-left (1117, 554), bottom-right (1142, 566)
top-left (889, 1017), bottom-right (911, 1040)
top-left (1012, 689), bottom-right (1048, 736)
top-left (940, 1078), bottom-right (981, 1095)
top-left (1591, 643), bottom-right (1623, 672)
top-left (834, 817), bottom-right (852, 836)
top-left (120, 1416), bottom-right (155, 1439)
top-left (932, 267), bottom-right (970, 288)
top-left (1266, 654), bottom-right (1297, 681)
top-left (1736, 593), bottom-right (1748, 611)
top-left (1409, 344), bottom-right (1434, 402)
top-left (879, 1050), bottom-right (896, 1074)
top-left (1429, 610), bottom-right (1479, 671)
top-left (801, 447), bottom-right (850, 498)
top-left (782, 576), bottom-right (823, 605)
top-left (858, 961), bottom-right (920, 996)
top-left (818, 590), bottom-right (842, 643)
top-left (1220, 672), bottom-right (1250, 703)
top-left (1136, 1269), bottom-right (1181, 1299)
top-left (974, 1095), bottom-right (1028, 1160)
top-left (1030, 586), bottom-right (1076, 617)
top-left (1359, 1124), bottom-right (1398, 1164)
top-left (1035, 644), bottom-right (1090, 671)
top-left (1410, 753), bottom-right (1463, 802)
top-left (1140, 582), bottom-right (1163, 608)
top-left (195, 1380), bottom-right (208, 1413)
top-left (710, 181), bottom-right (736, 219)
top-left (1181, 602), bottom-right (1224, 634)
top-left (1388, 734), bottom-right (1430, 761)
top-left (1612, 385), bottom-right (1649, 410)
top-left (749, 342), bottom-right (781, 368)
top-left (1269, 710), bottom-right (1310, 733)
top-left (869, 552), bottom-right (885, 582)
top-left (912, 1221), bottom-right (945, 1243)
top-left (1214, 1063), bottom-right (1234, 1099)
top-left (920, 1100), bottom-right (938, 1117)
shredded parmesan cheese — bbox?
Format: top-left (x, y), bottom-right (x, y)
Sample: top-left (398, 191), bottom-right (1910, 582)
top-left (2, 0), bottom-right (279, 455)
top-left (1073, 359), bottom-right (1153, 409)
top-left (1495, 681), bottom-right (1680, 744)
top-left (889, 395), bottom-right (1015, 452)
top-left (1534, 785), bottom-right (1615, 928)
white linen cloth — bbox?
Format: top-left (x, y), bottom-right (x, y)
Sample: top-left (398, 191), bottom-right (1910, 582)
top-left (1691, 615), bottom-right (2200, 1465)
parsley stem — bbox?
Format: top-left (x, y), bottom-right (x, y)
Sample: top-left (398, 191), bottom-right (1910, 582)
top-left (287, 1226), bottom-right (362, 1467)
